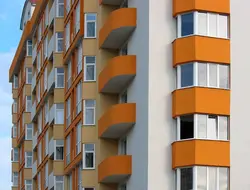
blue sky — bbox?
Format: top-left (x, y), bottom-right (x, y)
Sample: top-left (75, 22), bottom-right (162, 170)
top-left (0, 0), bottom-right (26, 189)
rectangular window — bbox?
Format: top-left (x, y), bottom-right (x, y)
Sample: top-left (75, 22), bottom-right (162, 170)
top-left (44, 35), bottom-right (48, 59)
top-left (25, 152), bottom-right (32, 168)
top-left (119, 138), bottom-right (127, 155)
top-left (44, 162), bottom-right (48, 188)
top-left (25, 180), bottom-right (32, 190)
top-left (38, 111), bottom-right (42, 134)
top-left (55, 103), bottom-right (64, 124)
top-left (13, 148), bottom-right (19, 162)
top-left (56, 68), bottom-right (64, 88)
top-left (77, 164), bottom-right (82, 190)
top-left (14, 75), bottom-right (18, 89)
top-left (180, 13), bottom-right (194, 37)
top-left (37, 172), bottom-right (41, 190)
top-left (45, 101), bottom-right (49, 124)
top-left (197, 63), bottom-right (207, 86)
top-left (27, 40), bottom-right (32, 56)
top-left (55, 140), bottom-right (64, 160)
top-left (37, 51), bottom-right (41, 73)
top-left (37, 81), bottom-right (41, 102)
top-left (218, 116), bottom-right (228, 140)
top-left (83, 144), bottom-right (95, 169)
top-left (12, 172), bottom-right (18, 186)
top-left (25, 124), bottom-right (32, 140)
top-left (197, 166), bottom-right (207, 190)
top-left (75, 2), bottom-right (80, 34)
top-left (38, 142), bottom-right (42, 165)
top-left (65, 0), bottom-right (70, 15)
top-left (67, 61), bottom-right (72, 90)
top-left (219, 168), bottom-right (228, 190)
top-left (85, 14), bottom-right (97, 38)
top-left (13, 99), bottom-right (17, 113)
top-left (179, 115), bottom-right (194, 140)
top-left (76, 122), bottom-right (82, 155)
top-left (66, 135), bottom-right (71, 165)
top-left (56, 0), bottom-right (64, 17)
top-left (45, 130), bottom-right (49, 156)
top-left (209, 13), bottom-right (217, 37)
top-left (219, 65), bottom-right (229, 89)
top-left (84, 100), bottom-right (96, 125)
top-left (180, 63), bottom-right (194, 88)
top-left (56, 32), bottom-right (63, 52)
top-left (44, 67), bottom-right (47, 91)
top-left (198, 12), bottom-right (207, 36)
top-left (77, 44), bottom-right (83, 74)
top-left (26, 96), bottom-right (32, 112)
top-left (209, 64), bottom-right (217, 87)
top-left (218, 15), bottom-right (228, 38)
top-left (119, 90), bottom-right (127, 103)
top-left (65, 22), bottom-right (70, 51)
top-left (55, 176), bottom-right (64, 190)
top-left (76, 82), bottom-right (82, 115)
top-left (180, 168), bottom-right (193, 190)
top-left (84, 56), bottom-right (96, 81)
top-left (26, 68), bottom-right (32, 84)
top-left (66, 98), bottom-right (71, 128)
top-left (13, 125), bottom-right (17, 138)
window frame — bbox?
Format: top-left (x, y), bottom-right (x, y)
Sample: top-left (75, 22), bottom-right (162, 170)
top-left (25, 124), bottom-right (32, 140)
top-left (84, 56), bottom-right (96, 82)
top-left (13, 148), bottom-right (19, 162)
top-left (25, 179), bottom-right (32, 190)
top-left (56, 0), bottom-right (64, 17)
top-left (82, 144), bottom-right (95, 170)
top-left (76, 122), bottom-right (82, 155)
top-left (76, 81), bottom-right (82, 115)
top-left (56, 32), bottom-right (64, 52)
top-left (55, 140), bottom-right (64, 160)
top-left (55, 67), bottom-right (65, 88)
top-left (83, 100), bottom-right (96, 126)
top-left (26, 67), bottom-right (32, 84)
top-left (84, 13), bottom-right (97, 38)
top-left (26, 40), bottom-right (32, 56)
top-left (25, 152), bottom-right (32, 168)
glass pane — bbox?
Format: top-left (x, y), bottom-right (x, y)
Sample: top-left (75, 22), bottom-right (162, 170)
top-left (85, 152), bottom-right (94, 168)
top-left (87, 14), bottom-right (96, 21)
top-left (198, 12), bottom-right (207, 35)
top-left (56, 147), bottom-right (64, 160)
top-left (197, 114), bottom-right (207, 138)
top-left (87, 22), bottom-right (96, 37)
top-left (85, 109), bottom-right (94, 125)
top-left (181, 13), bottom-right (194, 36)
top-left (180, 115), bottom-right (194, 139)
top-left (219, 65), bottom-right (229, 89)
top-left (209, 167), bottom-right (217, 190)
top-left (219, 116), bottom-right (228, 140)
top-left (219, 168), bottom-right (228, 190)
top-left (56, 110), bottom-right (64, 124)
top-left (207, 115), bottom-right (218, 139)
top-left (181, 63), bottom-right (193, 87)
top-left (57, 75), bottom-right (64, 87)
top-left (209, 64), bottom-right (217, 87)
top-left (180, 168), bottom-right (193, 190)
top-left (86, 56), bottom-right (95, 63)
top-left (86, 65), bottom-right (95, 80)
top-left (209, 13), bottom-right (217, 37)
top-left (56, 183), bottom-right (63, 190)
top-left (197, 166), bottom-right (207, 190)
top-left (85, 144), bottom-right (94, 151)
top-left (85, 100), bottom-right (95, 107)
top-left (219, 15), bottom-right (228, 38)
top-left (59, 5), bottom-right (64, 17)
top-left (198, 63), bottom-right (207, 86)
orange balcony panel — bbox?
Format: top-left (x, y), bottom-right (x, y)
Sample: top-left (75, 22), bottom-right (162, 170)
top-left (100, 0), bottom-right (123, 5)
top-left (173, 0), bottom-right (230, 17)
top-left (99, 55), bottom-right (136, 93)
top-left (172, 140), bottom-right (230, 168)
top-left (99, 103), bottom-right (136, 139)
top-left (172, 87), bottom-right (230, 117)
top-left (98, 155), bottom-right (132, 183)
top-left (173, 36), bottom-right (230, 67)
top-left (99, 8), bottom-right (137, 49)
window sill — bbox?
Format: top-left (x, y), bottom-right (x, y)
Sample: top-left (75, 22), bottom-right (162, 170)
top-left (174, 34), bottom-right (230, 42)
top-left (176, 86), bottom-right (230, 91)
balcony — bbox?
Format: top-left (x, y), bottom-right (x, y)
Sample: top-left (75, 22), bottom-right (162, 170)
top-left (31, 101), bottom-right (37, 121)
top-left (48, 69), bottom-right (55, 92)
top-left (49, 105), bottom-right (55, 124)
top-left (49, 138), bottom-right (55, 158)
top-left (32, 131), bottom-right (38, 150)
top-left (31, 72), bottom-right (36, 92)
top-left (172, 140), bottom-right (230, 168)
top-left (99, 103), bottom-right (136, 138)
top-left (98, 155), bottom-right (132, 183)
top-left (49, 1), bottom-right (55, 26)
top-left (48, 172), bottom-right (54, 189)
top-left (99, 8), bottom-right (137, 49)
top-left (100, 0), bottom-right (123, 5)
top-left (32, 160), bottom-right (37, 178)
top-left (32, 43), bottom-right (37, 64)
top-left (172, 87), bottom-right (230, 117)
top-left (99, 55), bottom-right (136, 93)
top-left (48, 35), bottom-right (55, 60)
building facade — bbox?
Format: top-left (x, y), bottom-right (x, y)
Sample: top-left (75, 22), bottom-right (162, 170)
top-left (9, 0), bottom-right (236, 189)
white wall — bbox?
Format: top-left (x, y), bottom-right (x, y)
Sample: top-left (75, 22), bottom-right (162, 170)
top-left (21, 2), bottom-right (35, 30)
top-left (230, 0), bottom-right (250, 189)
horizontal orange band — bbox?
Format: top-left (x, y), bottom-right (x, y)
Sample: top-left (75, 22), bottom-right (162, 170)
top-left (172, 87), bottom-right (230, 117)
top-left (173, 0), bottom-right (230, 17)
top-left (173, 36), bottom-right (230, 67)
top-left (172, 139), bottom-right (230, 168)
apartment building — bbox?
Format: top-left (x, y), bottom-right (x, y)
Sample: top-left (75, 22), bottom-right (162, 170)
top-left (10, 0), bottom-right (246, 189)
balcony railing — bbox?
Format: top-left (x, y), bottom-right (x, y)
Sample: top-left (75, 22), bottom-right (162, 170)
top-left (32, 131), bottom-right (38, 150)
top-left (32, 160), bottom-right (37, 178)
top-left (48, 172), bottom-right (54, 189)
top-left (49, 1), bottom-right (55, 26)
top-left (49, 138), bottom-right (55, 158)
top-left (48, 69), bottom-right (55, 92)
top-left (31, 101), bottom-right (37, 121)
top-left (31, 72), bottom-right (36, 92)
top-left (32, 43), bottom-right (37, 64)
top-left (48, 35), bottom-right (55, 59)
top-left (49, 105), bottom-right (55, 124)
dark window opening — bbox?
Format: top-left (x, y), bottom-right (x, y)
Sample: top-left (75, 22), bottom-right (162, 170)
top-left (180, 115), bottom-right (194, 139)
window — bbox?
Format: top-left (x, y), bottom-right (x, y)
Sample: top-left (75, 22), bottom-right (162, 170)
top-left (25, 180), bottom-right (32, 190)
top-left (38, 111), bottom-right (42, 134)
top-left (85, 14), bottom-right (97, 38)
top-left (26, 68), bottom-right (32, 84)
top-left (13, 125), bottom-right (17, 138)
top-left (13, 148), bottom-right (18, 162)
top-left (177, 12), bottom-right (229, 38)
top-left (37, 172), bottom-right (41, 190)
top-left (56, 0), bottom-right (64, 17)
top-left (45, 101), bottom-right (49, 124)
top-left (45, 4), bottom-right (49, 27)
top-left (84, 56), bottom-right (96, 81)
top-left (75, 2), bottom-right (80, 34)
top-left (45, 131), bottom-right (49, 156)
top-left (119, 185), bottom-right (127, 190)
top-left (44, 162), bottom-right (48, 188)
top-left (26, 96), bottom-right (31, 112)
top-left (83, 144), bottom-right (95, 169)
top-left (84, 100), bottom-right (96, 125)
top-left (56, 32), bottom-right (63, 52)
top-left (13, 99), bottom-right (17, 113)
top-left (177, 114), bottom-right (229, 140)
top-left (37, 81), bottom-right (41, 102)
top-left (76, 122), bottom-right (82, 155)
top-left (12, 172), bottom-right (18, 186)
top-left (120, 0), bottom-right (128, 8)
top-left (25, 124), bottom-right (32, 140)
top-left (67, 61), bottom-right (72, 89)
top-left (55, 140), bottom-right (64, 160)
top-left (119, 90), bottom-right (127, 103)
top-left (55, 176), bottom-right (64, 190)
top-left (176, 167), bottom-right (229, 190)
top-left (76, 82), bottom-right (82, 115)
top-left (77, 164), bottom-right (82, 190)
top-left (14, 75), bottom-right (18, 89)
top-left (120, 44), bottom-right (128, 55)
top-left (177, 63), bottom-right (230, 89)
top-left (65, 22), bottom-right (70, 51)
top-left (55, 103), bottom-right (64, 124)
top-left (66, 98), bottom-right (71, 128)
top-left (77, 44), bottom-right (83, 74)
top-left (27, 40), bottom-right (32, 56)
top-left (66, 135), bottom-right (71, 165)
top-left (38, 142), bottom-right (42, 165)
top-left (44, 36), bottom-right (48, 59)
top-left (65, 0), bottom-right (70, 15)
top-left (44, 67), bottom-right (47, 91)
top-left (25, 152), bottom-right (32, 168)
top-left (119, 138), bottom-right (127, 155)
top-left (56, 68), bottom-right (64, 88)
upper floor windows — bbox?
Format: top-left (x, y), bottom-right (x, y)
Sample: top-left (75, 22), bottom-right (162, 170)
top-left (77, 44), bottom-right (83, 74)
top-left (84, 14), bottom-right (97, 38)
top-left (67, 61), bottom-right (72, 90)
top-left (65, 21), bottom-right (70, 51)
top-left (83, 144), bottom-right (95, 169)
top-left (75, 1), bottom-right (80, 34)
top-left (83, 100), bottom-right (96, 126)
top-left (55, 176), bottom-right (64, 189)
top-left (84, 56), bottom-right (96, 82)
top-left (25, 152), bottom-right (32, 168)
top-left (13, 75), bottom-right (18, 89)
top-left (26, 96), bottom-right (32, 112)
top-left (12, 172), bottom-right (18, 186)
top-left (76, 82), bottom-right (82, 115)
top-left (56, 0), bottom-right (64, 17)
top-left (55, 68), bottom-right (65, 88)
top-left (26, 68), bottom-right (32, 84)
top-left (76, 122), bottom-right (82, 155)
top-left (55, 140), bottom-right (64, 160)
top-left (177, 114), bottom-right (229, 141)
top-left (56, 32), bottom-right (64, 52)
top-left (26, 40), bottom-right (32, 56)
top-left (66, 135), bottom-right (71, 165)
top-left (55, 103), bottom-right (64, 124)
top-left (13, 148), bottom-right (18, 162)
top-left (25, 180), bottom-right (32, 190)
top-left (25, 124), bottom-right (32, 140)
top-left (177, 12), bottom-right (229, 39)
top-left (177, 62), bottom-right (230, 89)
top-left (66, 98), bottom-right (71, 129)
top-left (65, 0), bottom-right (70, 15)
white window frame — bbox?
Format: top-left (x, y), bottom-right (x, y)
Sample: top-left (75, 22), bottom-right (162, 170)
top-left (76, 122), bottom-right (82, 155)
top-left (13, 148), bottom-right (19, 162)
top-left (56, 0), bottom-right (64, 17)
top-left (176, 114), bottom-right (229, 141)
top-left (177, 11), bottom-right (229, 39)
top-left (84, 14), bottom-right (97, 38)
top-left (56, 32), bottom-right (63, 52)
top-left (25, 124), bottom-right (32, 140)
top-left (83, 100), bottom-right (96, 126)
top-left (12, 172), bottom-right (18, 186)
top-left (55, 68), bottom-right (65, 88)
top-left (55, 103), bottom-right (64, 124)
top-left (76, 82), bottom-right (82, 115)
top-left (26, 40), bottom-right (32, 56)
top-left (55, 140), bottom-right (64, 160)
top-left (82, 144), bottom-right (95, 169)
top-left (13, 75), bottom-right (18, 89)
top-left (84, 56), bottom-right (96, 82)
top-left (26, 96), bottom-right (32, 112)
top-left (26, 67), bottom-right (32, 84)
top-left (177, 62), bottom-right (230, 90)
top-left (13, 125), bottom-right (17, 138)
top-left (25, 152), bottom-right (32, 168)
top-left (55, 176), bottom-right (64, 190)
top-left (25, 180), bottom-right (32, 190)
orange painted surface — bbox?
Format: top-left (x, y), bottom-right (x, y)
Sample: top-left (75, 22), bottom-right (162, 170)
top-left (172, 140), bottom-right (230, 168)
top-left (173, 0), bottom-right (230, 17)
top-left (98, 155), bottom-right (132, 182)
top-left (173, 36), bottom-right (230, 66)
top-left (172, 87), bottom-right (230, 117)
top-left (99, 8), bottom-right (137, 48)
top-left (98, 103), bottom-right (136, 137)
top-left (99, 55), bottom-right (136, 92)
